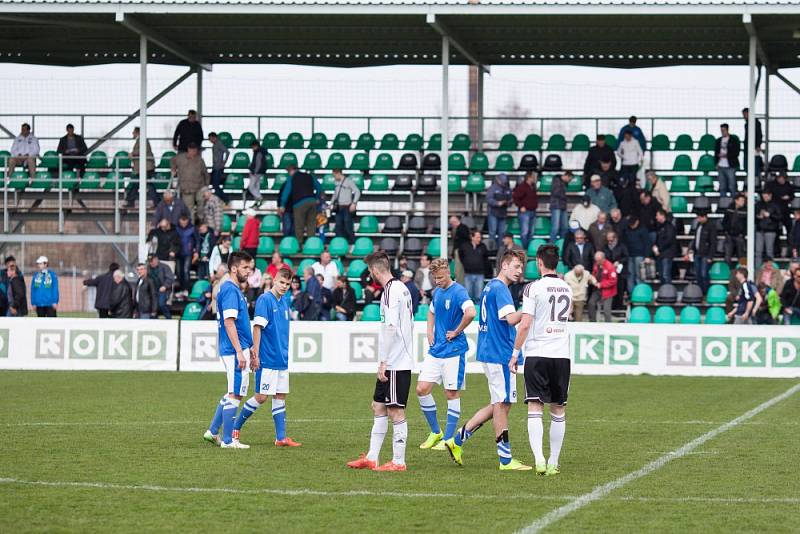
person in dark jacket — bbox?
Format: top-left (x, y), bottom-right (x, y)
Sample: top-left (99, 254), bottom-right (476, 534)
top-left (316, 274), bottom-right (333, 321)
top-left (172, 110), bottom-right (204, 153)
top-left (449, 214), bottom-right (472, 284)
top-left (780, 268), bottom-right (800, 325)
top-left (549, 171), bottom-right (572, 243)
top-left (686, 211), bottom-right (718, 293)
top-left (765, 173), bottom-right (795, 237)
top-left (109, 271), bottom-right (133, 319)
top-left (651, 210), bottom-right (680, 284)
top-left (277, 179), bottom-right (294, 238)
top-left (148, 255), bottom-right (175, 319)
top-left (742, 107), bottom-right (763, 176)
top-left (583, 135), bottom-right (617, 188)
top-left (623, 217), bottom-right (651, 293)
top-left (175, 215), bottom-right (197, 293)
top-left (280, 165), bottom-right (321, 244)
top-left (714, 123), bottom-right (740, 197)
top-left (195, 222), bottom-right (216, 281)
top-left (789, 208), bottom-right (800, 259)
top-left (722, 193), bottom-right (748, 265)
top-left (756, 189), bottom-right (782, 267)
top-left (332, 275), bottom-right (356, 321)
top-left (486, 174), bottom-right (513, 248)
top-left (56, 123), bottom-right (88, 176)
top-left (302, 267), bottom-right (322, 321)
top-left (636, 191), bottom-right (662, 241)
top-left (152, 190), bottom-right (191, 228)
top-left (512, 171), bottom-right (538, 250)
top-left (564, 229), bottom-right (595, 270)
top-left (133, 263), bottom-right (158, 318)
top-left (148, 218), bottom-right (181, 264)
top-left (6, 264), bottom-right (27, 317)
top-left (459, 230), bottom-right (490, 301)
top-left (83, 262), bottom-right (120, 318)
top-left (604, 230), bottom-right (629, 307)
top-left (248, 140), bottom-right (268, 208)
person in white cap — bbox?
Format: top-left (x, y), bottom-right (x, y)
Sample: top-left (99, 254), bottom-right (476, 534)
top-left (30, 256), bottom-right (59, 317)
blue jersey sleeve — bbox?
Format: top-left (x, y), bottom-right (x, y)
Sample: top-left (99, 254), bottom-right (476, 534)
top-left (455, 285), bottom-right (471, 311)
top-left (218, 285), bottom-right (239, 319)
top-left (494, 285), bottom-right (515, 320)
top-left (254, 294), bottom-right (271, 328)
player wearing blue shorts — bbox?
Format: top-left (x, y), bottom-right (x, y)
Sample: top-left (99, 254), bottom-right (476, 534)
top-left (232, 267), bottom-right (302, 447)
top-left (203, 251), bottom-right (254, 449)
top-left (416, 257), bottom-right (476, 451)
top-left (444, 249), bottom-right (532, 470)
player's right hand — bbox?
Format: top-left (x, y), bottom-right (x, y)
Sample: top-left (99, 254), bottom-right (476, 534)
top-left (236, 352), bottom-right (247, 370)
top-left (509, 356), bottom-right (518, 374)
top-left (377, 361), bottom-right (388, 382)
top-left (250, 356), bottom-right (260, 372)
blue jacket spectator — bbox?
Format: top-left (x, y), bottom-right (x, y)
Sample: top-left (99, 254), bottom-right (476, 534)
top-left (30, 256), bottom-right (59, 316)
top-left (617, 116), bottom-right (647, 152)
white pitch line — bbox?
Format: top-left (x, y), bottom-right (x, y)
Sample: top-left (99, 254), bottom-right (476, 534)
top-left (517, 382), bottom-right (800, 534)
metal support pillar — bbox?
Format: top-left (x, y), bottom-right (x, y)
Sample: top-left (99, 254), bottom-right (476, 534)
top-left (196, 68), bottom-right (203, 120)
top-left (746, 36), bottom-right (757, 272)
top-left (138, 35), bottom-right (148, 263)
top-left (477, 67), bottom-right (484, 152)
top-left (439, 36), bottom-right (449, 260)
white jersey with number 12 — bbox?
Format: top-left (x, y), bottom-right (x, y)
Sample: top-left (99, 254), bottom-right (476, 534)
top-left (521, 274), bottom-right (572, 359)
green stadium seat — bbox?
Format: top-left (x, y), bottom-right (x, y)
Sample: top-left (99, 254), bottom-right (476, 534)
top-left (674, 134), bottom-right (694, 151)
top-left (361, 303), bottom-right (381, 321)
top-left (498, 133), bottom-right (518, 151)
top-left (298, 258), bottom-right (315, 275)
top-left (679, 306), bottom-right (702, 324)
top-left (328, 237), bottom-right (349, 257)
top-left (533, 217), bottom-right (551, 236)
top-left (256, 258), bottom-right (268, 273)
top-left (347, 259), bottom-right (368, 278)
top-left (283, 258), bottom-right (294, 270)
top-left (320, 173), bottom-right (336, 192)
top-left (350, 281), bottom-right (364, 301)
top-left (230, 152), bottom-right (250, 169)
top-left (538, 174), bottom-right (553, 193)
top-left (567, 175), bottom-right (583, 192)
top-left (41, 150), bottom-right (60, 170)
top-left (225, 174), bottom-right (245, 191)
top-left (706, 284), bottom-right (728, 304)
top-left (427, 238), bottom-right (441, 257)
top-left (0, 150), bottom-right (11, 168)
top-left (350, 153), bottom-right (369, 171)
top-left (355, 133), bottom-right (375, 151)
top-left (697, 154), bottom-right (715, 172)
top-left (414, 304), bottom-right (430, 321)
top-left (237, 132), bottom-right (256, 148)
top-left (698, 133), bottom-right (716, 151)
top-left (506, 217), bottom-right (520, 236)
top-left (547, 134), bottom-right (566, 151)
top-left (379, 133), bottom-right (400, 150)
top-left (368, 174), bottom-right (389, 191)
top-left (279, 236), bottom-right (300, 256)
top-left (358, 215), bottom-right (379, 234)
top-left (5, 171), bottom-right (27, 190)
top-left (189, 280), bottom-right (211, 300)
top-left (158, 151), bottom-right (175, 169)
top-left (350, 174), bottom-right (365, 191)
top-left (426, 134), bottom-right (442, 151)
top-left (793, 155), bottom-right (800, 172)
top-left (673, 155), bottom-right (692, 171)
top-left (603, 134), bottom-right (617, 150)
top-left (103, 172), bottom-right (125, 190)
top-left (571, 134), bottom-right (590, 151)
top-left (669, 175), bottom-right (691, 193)
top-left (113, 150), bottom-right (131, 169)
top-left (221, 214), bottom-right (233, 233)
top-left (494, 153), bottom-right (515, 172)
top-left (448, 174), bottom-right (463, 192)
top-left (231, 236), bottom-right (241, 252)
top-left (326, 152), bottom-right (346, 170)
top-left (332, 132), bottom-right (352, 150)
top-left (451, 133), bottom-right (471, 151)
top-left (630, 283), bottom-right (654, 304)
top-left (523, 134), bottom-right (543, 151)
top-left (527, 238), bottom-right (547, 257)
top-left (629, 306), bottom-right (652, 323)
top-left (266, 152), bottom-right (275, 170)
top-left (352, 237), bottom-right (374, 257)
top-left (60, 170), bottom-right (79, 191)
top-left (671, 197), bottom-right (688, 213)
top-left (556, 261), bottom-right (569, 275)
top-left (262, 132), bottom-right (281, 149)
top-left (234, 216), bottom-right (248, 235)
top-left (651, 134), bottom-right (670, 151)
top-left (271, 173), bottom-right (288, 190)
top-left (87, 151), bottom-right (108, 169)
top-left (709, 262), bottom-right (730, 282)
top-left (464, 173), bottom-right (486, 193)
top-left (152, 172), bottom-right (171, 192)
top-left (284, 132), bottom-right (305, 149)
top-left (80, 171), bottom-right (101, 190)
top-left (302, 152), bottom-right (322, 170)
top-left (704, 307), bottom-right (727, 324)
top-left (308, 132), bottom-right (328, 150)
top-left (182, 302), bottom-right (204, 320)
top-left (525, 260), bottom-right (540, 280)
top-left (217, 132), bottom-right (233, 148)
top-left (278, 153), bottom-right (298, 169)
top-left (260, 214), bottom-right (281, 233)
top-left (373, 153), bottom-right (394, 170)
top-left (694, 175), bottom-right (714, 192)
top-left (403, 133), bottom-right (424, 151)
top-left (302, 236), bottom-right (324, 256)
top-left (469, 153), bottom-right (489, 172)
top-left (449, 153), bottom-right (466, 171)
top-left (257, 236), bottom-right (275, 256)
top-left (654, 306), bottom-right (677, 324)
top-left (30, 171), bottom-right (51, 190)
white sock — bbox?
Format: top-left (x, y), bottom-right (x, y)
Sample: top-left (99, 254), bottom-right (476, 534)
top-left (528, 411), bottom-right (545, 465)
top-left (367, 415), bottom-right (388, 462)
top-left (392, 419), bottom-right (408, 465)
top-left (549, 414), bottom-right (566, 466)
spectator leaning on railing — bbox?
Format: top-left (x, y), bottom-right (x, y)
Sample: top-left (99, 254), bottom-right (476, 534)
top-left (7, 123), bottom-right (39, 180)
top-left (30, 256), bottom-right (59, 318)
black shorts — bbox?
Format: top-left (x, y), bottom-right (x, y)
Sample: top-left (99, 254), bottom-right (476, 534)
top-left (373, 370), bottom-right (411, 408)
top-left (524, 357), bottom-right (571, 406)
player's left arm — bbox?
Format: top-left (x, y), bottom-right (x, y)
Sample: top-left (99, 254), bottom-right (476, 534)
top-left (250, 324), bottom-right (263, 371)
top-left (511, 314), bottom-right (533, 373)
top-left (427, 305), bottom-right (435, 346)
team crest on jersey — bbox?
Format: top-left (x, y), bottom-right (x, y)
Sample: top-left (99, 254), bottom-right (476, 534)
top-left (445, 299), bottom-right (451, 310)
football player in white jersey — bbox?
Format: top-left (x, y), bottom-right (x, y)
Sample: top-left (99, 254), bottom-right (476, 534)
top-left (510, 244), bottom-right (573, 476)
top-left (347, 251), bottom-right (414, 472)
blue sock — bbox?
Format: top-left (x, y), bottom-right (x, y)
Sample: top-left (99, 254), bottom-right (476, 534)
top-left (454, 422), bottom-right (482, 446)
top-left (209, 395), bottom-right (226, 435)
top-left (497, 429), bottom-right (511, 465)
top-left (272, 399), bottom-right (286, 441)
top-left (221, 398), bottom-right (240, 445)
top-left (418, 394), bottom-right (441, 434)
top-left (234, 397), bottom-right (263, 431)
top-left (444, 398), bottom-right (461, 441)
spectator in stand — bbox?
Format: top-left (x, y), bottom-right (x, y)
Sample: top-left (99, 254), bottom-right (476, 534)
top-left (6, 263), bottom-right (27, 317)
top-left (176, 215), bottom-right (197, 293)
top-left (637, 191), bottom-right (663, 242)
top-left (248, 140), bottom-right (267, 209)
top-left (610, 167), bottom-right (638, 217)
top-left (30, 256), bottom-right (58, 317)
top-left (597, 159), bottom-right (619, 190)
top-left (570, 195), bottom-right (601, 232)
top-left (127, 126), bottom-right (159, 209)
top-left (312, 250), bottom-right (339, 291)
top-left (317, 273), bottom-right (333, 321)
top-left (646, 171), bottom-right (670, 213)
top-left (652, 210), bottom-right (679, 284)
top-left (789, 208), bottom-right (800, 259)
top-left (780, 268), bottom-right (800, 325)
top-left (56, 124), bottom-right (87, 176)
top-left (360, 267), bottom-right (383, 305)
top-left (564, 264), bottom-right (595, 321)
top-left (753, 282), bottom-right (781, 325)
top-left (108, 270), bottom-right (133, 319)
top-left (742, 107), bottom-right (763, 176)
top-left (727, 267), bottom-right (760, 325)
top-left (496, 233), bottom-right (524, 273)
top-left (209, 235), bottom-right (231, 276)
top-left (267, 251), bottom-right (291, 279)
top-left (207, 132), bottom-right (230, 204)
top-left (722, 193), bottom-right (747, 266)
top-left (277, 179), bottom-right (294, 238)
top-left (714, 123), bottom-right (740, 197)
top-left (617, 129), bottom-right (644, 188)
top-left (148, 218), bottom-right (180, 274)
top-left (765, 172), bottom-right (795, 238)
top-left (152, 190), bottom-right (191, 228)
top-left (240, 209), bottom-right (260, 259)
top-left (623, 217), bottom-right (651, 293)
top-left (302, 267), bottom-right (322, 321)
top-left (583, 134), bottom-right (617, 188)
top-left (280, 165), bottom-right (321, 244)
top-left (148, 255), bottom-right (175, 319)
top-left (486, 174), bottom-right (513, 248)
top-left (512, 171), bottom-right (538, 250)
top-left (171, 142), bottom-right (209, 220)
top-left (609, 209), bottom-right (628, 239)
top-left (564, 229), bottom-right (595, 270)
top-left (414, 253), bottom-right (435, 302)
top-left (83, 262), bottom-right (119, 318)
top-left (133, 263), bottom-right (158, 319)
top-left (755, 189), bottom-right (782, 267)
top-left (331, 168), bottom-right (361, 245)
top-left (604, 231), bottom-right (628, 307)
top-left (288, 275), bottom-right (306, 320)
top-left (756, 259), bottom-right (785, 295)
top-left (686, 211), bottom-right (717, 293)
top-left (588, 211), bottom-right (613, 251)
top-left (172, 110), bottom-right (204, 153)
top-left (401, 269), bottom-right (421, 315)
top-left (549, 171), bottom-right (571, 243)
top-left (459, 229), bottom-right (490, 301)
top-left (201, 187), bottom-right (223, 235)
top-left (588, 251), bottom-right (618, 322)
top-left (449, 215), bottom-right (471, 284)
top-left (617, 116), bottom-right (647, 153)
top-left (7, 123), bottom-right (39, 180)
top-left (333, 276), bottom-right (356, 321)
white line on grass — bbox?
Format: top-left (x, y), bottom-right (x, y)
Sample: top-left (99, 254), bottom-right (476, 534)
top-left (517, 382), bottom-right (800, 534)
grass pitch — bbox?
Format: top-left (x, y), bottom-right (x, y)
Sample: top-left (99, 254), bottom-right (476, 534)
top-left (1, 371), bottom-right (798, 533)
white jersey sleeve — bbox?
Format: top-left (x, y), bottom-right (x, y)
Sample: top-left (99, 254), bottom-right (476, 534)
top-left (379, 280), bottom-right (414, 370)
top-left (522, 276), bottom-right (572, 359)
